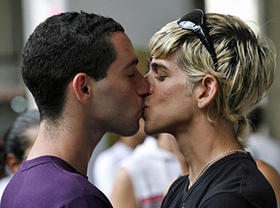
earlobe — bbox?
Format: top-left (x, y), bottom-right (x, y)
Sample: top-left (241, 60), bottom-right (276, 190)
top-left (72, 73), bottom-right (92, 103)
top-left (197, 75), bottom-right (218, 109)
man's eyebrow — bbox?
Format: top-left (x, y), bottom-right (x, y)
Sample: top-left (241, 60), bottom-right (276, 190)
top-left (125, 59), bottom-right (139, 69)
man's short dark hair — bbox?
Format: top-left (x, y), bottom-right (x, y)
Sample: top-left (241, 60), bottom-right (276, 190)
top-left (22, 11), bottom-right (124, 121)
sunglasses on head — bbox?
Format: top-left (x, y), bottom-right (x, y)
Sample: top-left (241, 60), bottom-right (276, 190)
top-left (177, 9), bottom-right (218, 69)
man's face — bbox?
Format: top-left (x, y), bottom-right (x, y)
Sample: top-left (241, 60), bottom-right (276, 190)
top-left (91, 32), bottom-right (149, 136)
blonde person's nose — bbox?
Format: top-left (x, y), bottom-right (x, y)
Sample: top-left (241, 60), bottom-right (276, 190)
top-left (136, 74), bottom-right (150, 97)
top-left (144, 72), bottom-right (153, 95)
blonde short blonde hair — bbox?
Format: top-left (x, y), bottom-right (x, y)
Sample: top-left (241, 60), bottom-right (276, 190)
top-left (149, 13), bottom-right (276, 139)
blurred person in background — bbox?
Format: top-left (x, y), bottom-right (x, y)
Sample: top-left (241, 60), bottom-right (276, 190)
top-left (246, 106), bottom-right (280, 205)
top-left (111, 133), bottom-right (187, 208)
top-left (144, 9), bottom-right (277, 207)
top-left (0, 141), bottom-right (5, 180)
top-left (0, 110), bottom-right (39, 201)
top-left (246, 107), bottom-right (280, 173)
top-left (1, 11), bottom-right (149, 208)
top-left (93, 119), bottom-right (146, 198)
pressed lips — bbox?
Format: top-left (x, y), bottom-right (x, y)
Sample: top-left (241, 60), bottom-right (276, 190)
top-left (142, 103), bottom-right (148, 119)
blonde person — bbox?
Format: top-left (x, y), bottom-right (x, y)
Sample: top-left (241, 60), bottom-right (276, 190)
top-left (144, 9), bottom-right (277, 207)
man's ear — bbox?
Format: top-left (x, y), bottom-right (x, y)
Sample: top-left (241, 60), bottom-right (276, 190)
top-left (196, 75), bottom-right (218, 109)
top-left (72, 73), bottom-right (92, 103)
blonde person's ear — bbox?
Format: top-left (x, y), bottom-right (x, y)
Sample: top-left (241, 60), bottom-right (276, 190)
top-left (196, 75), bottom-right (218, 109)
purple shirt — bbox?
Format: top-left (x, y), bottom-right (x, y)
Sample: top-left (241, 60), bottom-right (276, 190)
top-left (0, 156), bottom-right (112, 208)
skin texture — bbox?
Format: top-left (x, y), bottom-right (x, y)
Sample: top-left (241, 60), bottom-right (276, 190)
top-left (27, 32), bottom-right (149, 176)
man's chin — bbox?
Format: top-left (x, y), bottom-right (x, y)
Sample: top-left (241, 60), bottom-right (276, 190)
top-left (117, 123), bottom-right (139, 137)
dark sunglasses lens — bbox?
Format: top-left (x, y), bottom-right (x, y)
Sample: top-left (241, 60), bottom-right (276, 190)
top-left (177, 10), bottom-right (218, 69)
top-left (178, 10), bottom-right (203, 26)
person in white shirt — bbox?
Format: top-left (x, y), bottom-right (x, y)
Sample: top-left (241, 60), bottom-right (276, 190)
top-left (246, 107), bottom-right (280, 173)
top-left (111, 133), bottom-right (187, 208)
top-left (93, 119), bottom-right (146, 197)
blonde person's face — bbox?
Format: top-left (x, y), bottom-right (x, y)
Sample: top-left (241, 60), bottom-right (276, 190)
top-left (144, 55), bottom-right (196, 135)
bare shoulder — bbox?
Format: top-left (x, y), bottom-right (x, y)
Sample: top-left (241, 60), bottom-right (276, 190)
top-left (254, 158), bottom-right (280, 204)
top-left (255, 159), bottom-right (280, 180)
top-left (110, 168), bottom-right (137, 208)
top-left (112, 168), bottom-right (134, 191)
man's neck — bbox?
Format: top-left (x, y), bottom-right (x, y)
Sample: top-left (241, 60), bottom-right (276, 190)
top-left (27, 119), bottom-right (104, 175)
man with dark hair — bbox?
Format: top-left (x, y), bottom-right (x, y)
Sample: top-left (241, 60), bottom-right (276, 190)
top-left (1, 11), bottom-right (148, 208)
